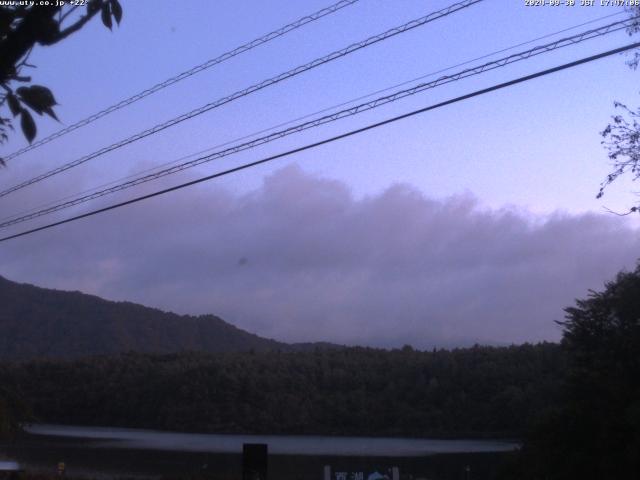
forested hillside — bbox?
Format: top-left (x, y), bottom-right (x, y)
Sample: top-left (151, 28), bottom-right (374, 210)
top-left (0, 275), bottom-right (288, 358)
top-left (0, 344), bottom-right (563, 438)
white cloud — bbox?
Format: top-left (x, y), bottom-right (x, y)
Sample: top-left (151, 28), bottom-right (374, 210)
top-left (1, 164), bottom-right (638, 348)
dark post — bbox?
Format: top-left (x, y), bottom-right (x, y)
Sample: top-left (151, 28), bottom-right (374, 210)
top-left (242, 443), bottom-right (268, 480)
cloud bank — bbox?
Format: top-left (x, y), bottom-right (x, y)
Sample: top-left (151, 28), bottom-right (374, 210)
top-left (2, 165), bottom-right (639, 348)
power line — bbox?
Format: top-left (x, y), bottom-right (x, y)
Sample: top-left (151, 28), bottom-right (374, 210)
top-left (1, 41), bottom-right (638, 244)
top-left (1, 11), bottom-right (625, 225)
top-left (0, 0), bottom-right (483, 199)
top-left (0, 16), bottom-right (633, 229)
top-left (0, 0), bottom-right (361, 163)
top-left (3, 9), bottom-right (623, 225)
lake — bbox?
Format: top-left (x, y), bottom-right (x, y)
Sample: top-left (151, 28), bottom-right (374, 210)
top-left (1, 424), bottom-right (519, 479)
top-left (0, 461), bottom-right (20, 470)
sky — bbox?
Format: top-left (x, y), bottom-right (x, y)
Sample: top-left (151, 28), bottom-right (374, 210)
top-left (1, 0), bottom-right (640, 348)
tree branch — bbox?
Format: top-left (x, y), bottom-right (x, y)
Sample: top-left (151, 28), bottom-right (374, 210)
top-left (48, 6), bottom-right (101, 44)
top-left (59, 5), bottom-right (80, 25)
top-left (0, 6), bottom-right (60, 83)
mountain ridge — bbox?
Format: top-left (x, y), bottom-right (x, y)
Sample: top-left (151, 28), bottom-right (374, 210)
top-left (0, 275), bottom-right (331, 359)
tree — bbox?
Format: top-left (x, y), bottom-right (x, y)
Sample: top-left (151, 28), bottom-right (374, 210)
top-left (518, 264), bottom-right (640, 480)
top-left (0, 0), bottom-right (122, 160)
top-left (561, 265), bottom-right (640, 477)
top-left (599, 102), bottom-right (640, 214)
top-left (598, 6), bottom-right (640, 213)
top-left (0, 386), bottom-right (30, 440)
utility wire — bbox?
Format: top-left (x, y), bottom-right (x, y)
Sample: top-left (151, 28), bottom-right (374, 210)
top-left (1, 41), bottom-right (638, 244)
top-left (2, 9), bottom-right (623, 225)
top-left (0, 17), bottom-right (633, 229)
top-left (1, 11), bottom-right (625, 225)
top-left (0, 0), bottom-right (361, 163)
top-left (0, 0), bottom-right (483, 199)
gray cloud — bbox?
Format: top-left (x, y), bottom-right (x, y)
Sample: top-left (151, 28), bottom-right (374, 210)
top-left (1, 164), bottom-right (639, 348)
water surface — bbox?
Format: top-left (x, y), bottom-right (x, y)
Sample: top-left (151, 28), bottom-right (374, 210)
top-left (0, 461), bottom-right (20, 470)
top-left (25, 424), bottom-right (518, 456)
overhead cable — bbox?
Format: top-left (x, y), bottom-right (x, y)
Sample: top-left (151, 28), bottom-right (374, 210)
top-left (2, 11), bottom-right (627, 225)
top-left (0, 0), bottom-right (483, 199)
top-left (1, 41), bottom-right (638, 243)
top-left (0, 0), bottom-right (361, 162)
top-left (0, 17), bottom-right (633, 229)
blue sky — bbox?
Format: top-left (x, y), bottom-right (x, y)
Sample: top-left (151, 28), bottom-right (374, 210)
top-left (4, 0), bottom-right (640, 213)
top-left (0, 0), bottom-right (639, 347)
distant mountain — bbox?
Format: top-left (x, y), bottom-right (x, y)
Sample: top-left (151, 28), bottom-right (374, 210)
top-left (0, 275), bottom-right (301, 359)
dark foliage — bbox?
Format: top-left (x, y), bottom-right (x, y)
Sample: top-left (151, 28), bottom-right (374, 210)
top-left (599, 101), bottom-right (640, 213)
top-left (0, 0), bottom-right (122, 153)
top-left (624, 6), bottom-right (640, 70)
top-left (0, 343), bottom-right (564, 438)
top-left (0, 385), bottom-right (30, 440)
top-left (598, 6), bottom-right (640, 212)
top-left (517, 264), bottom-right (640, 480)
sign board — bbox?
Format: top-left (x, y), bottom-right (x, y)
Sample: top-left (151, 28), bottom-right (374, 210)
top-left (324, 466), bottom-right (399, 480)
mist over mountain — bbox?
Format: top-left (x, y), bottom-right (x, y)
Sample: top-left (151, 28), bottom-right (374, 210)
top-left (3, 167), bottom-right (639, 348)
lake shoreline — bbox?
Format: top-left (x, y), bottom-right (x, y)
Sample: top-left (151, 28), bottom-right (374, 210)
top-left (19, 422), bottom-right (523, 443)
top-left (18, 424), bottom-right (519, 456)
top-left (1, 425), bottom-right (519, 480)
top-left (2, 439), bottom-right (517, 480)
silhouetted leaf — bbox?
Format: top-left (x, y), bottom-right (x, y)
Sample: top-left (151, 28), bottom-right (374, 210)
top-left (43, 106), bottom-right (59, 121)
top-left (101, 3), bottom-right (112, 30)
top-left (7, 94), bottom-right (20, 117)
top-left (110, 0), bottom-right (122, 25)
top-left (35, 16), bottom-right (61, 45)
top-left (16, 85), bottom-right (57, 115)
top-left (0, 157), bottom-right (5, 167)
top-left (0, 8), bottom-right (12, 35)
top-left (20, 109), bottom-right (36, 143)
